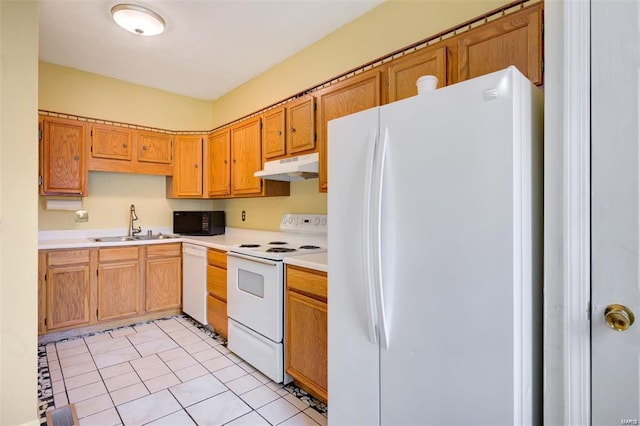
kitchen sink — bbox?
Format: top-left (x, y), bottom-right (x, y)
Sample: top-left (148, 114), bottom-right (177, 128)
top-left (90, 234), bottom-right (177, 243)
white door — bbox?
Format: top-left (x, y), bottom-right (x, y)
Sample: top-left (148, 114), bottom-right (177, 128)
top-left (591, 1), bottom-right (640, 424)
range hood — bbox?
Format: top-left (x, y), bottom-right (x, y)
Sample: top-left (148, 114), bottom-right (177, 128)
top-left (254, 152), bottom-right (319, 182)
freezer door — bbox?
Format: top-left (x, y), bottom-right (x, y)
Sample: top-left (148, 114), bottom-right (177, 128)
top-left (377, 68), bottom-right (542, 425)
top-left (328, 107), bottom-right (381, 426)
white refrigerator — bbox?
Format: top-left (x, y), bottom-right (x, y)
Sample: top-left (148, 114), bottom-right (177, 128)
top-left (327, 67), bottom-right (543, 425)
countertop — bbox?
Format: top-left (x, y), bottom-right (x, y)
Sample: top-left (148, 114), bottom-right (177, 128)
top-left (39, 227), bottom-right (328, 272)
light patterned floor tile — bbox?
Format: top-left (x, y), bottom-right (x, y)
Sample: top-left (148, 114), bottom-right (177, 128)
top-left (165, 354), bottom-right (198, 372)
top-left (50, 368), bottom-right (64, 381)
top-left (62, 360), bottom-right (97, 379)
top-left (257, 398), bottom-right (300, 425)
top-left (99, 362), bottom-right (134, 380)
top-left (52, 379), bottom-right (66, 395)
top-left (116, 389), bottom-right (181, 426)
top-left (56, 338), bottom-right (86, 351)
top-left (226, 374), bottom-right (262, 395)
top-left (202, 355), bottom-right (234, 372)
top-left (110, 327), bottom-right (136, 338)
top-left (60, 352), bottom-right (94, 368)
top-left (145, 372), bottom-right (180, 393)
top-left (224, 411), bottom-right (270, 426)
top-left (251, 371), bottom-right (271, 384)
top-left (303, 408), bottom-right (327, 426)
top-left (213, 365), bottom-right (247, 383)
top-left (67, 381), bottom-right (108, 403)
top-left (171, 332), bottom-right (202, 346)
top-left (104, 371), bottom-right (140, 392)
top-left (88, 337), bottom-right (132, 356)
top-left (53, 392), bottom-right (68, 408)
top-left (180, 340), bottom-right (211, 355)
top-left (127, 328), bottom-right (166, 346)
top-left (279, 412), bottom-right (321, 426)
top-left (226, 353), bottom-right (243, 364)
top-left (157, 347), bottom-right (189, 362)
top-left (78, 407), bottom-right (121, 426)
top-left (132, 322), bottom-right (160, 333)
top-left (74, 394), bottom-right (114, 419)
top-left (276, 388), bottom-right (290, 397)
top-left (135, 337), bottom-right (178, 357)
top-left (237, 361), bottom-right (257, 374)
top-left (110, 382), bottom-right (149, 406)
top-left (154, 319), bottom-right (186, 333)
top-left (130, 354), bottom-right (163, 371)
top-left (215, 345), bottom-right (231, 355)
top-left (191, 348), bottom-right (222, 363)
top-left (58, 344), bottom-right (89, 359)
top-left (174, 364), bottom-right (209, 382)
top-left (240, 385), bottom-right (280, 410)
top-left (136, 363), bottom-right (171, 381)
top-left (283, 393), bottom-right (311, 411)
top-left (266, 381), bottom-right (284, 391)
top-left (93, 347), bottom-right (140, 369)
top-left (145, 409), bottom-right (195, 425)
top-left (64, 370), bottom-right (102, 390)
top-left (83, 333), bottom-right (113, 345)
top-left (186, 391), bottom-right (252, 425)
top-left (168, 374), bottom-right (227, 407)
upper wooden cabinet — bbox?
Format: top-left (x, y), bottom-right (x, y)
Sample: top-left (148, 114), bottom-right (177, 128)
top-left (88, 123), bottom-right (173, 175)
top-left (137, 131), bottom-right (173, 164)
top-left (387, 46), bottom-right (447, 102)
top-left (169, 134), bottom-right (205, 198)
top-left (262, 96), bottom-right (316, 162)
top-left (207, 129), bottom-right (231, 198)
top-left (457, 4), bottom-right (543, 85)
top-left (263, 107), bottom-right (286, 160)
top-left (231, 117), bottom-right (263, 196)
top-left (40, 116), bottom-right (88, 196)
top-left (317, 68), bottom-right (382, 192)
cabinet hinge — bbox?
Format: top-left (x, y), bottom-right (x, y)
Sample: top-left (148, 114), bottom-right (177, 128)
top-left (44, 273), bottom-right (47, 282)
top-left (38, 176), bottom-right (43, 186)
top-left (96, 269), bottom-right (99, 276)
top-left (90, 129), bottom-right (93, 137)
top-left (96, 309), bottom-right (99, 318)
top-left (90, 144), bottom-right (93, 154)
top-left (313, 102), bottom-right (317, 112)
top-left (314, 133), bottom-right (317, 142)
top-left (44, 318), bottom-right (47, 326)
top-left (38, 129), bottom-right (43, 141)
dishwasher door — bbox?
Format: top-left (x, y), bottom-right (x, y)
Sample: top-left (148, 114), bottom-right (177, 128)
top-left (182, 243), bottom-right (208, 325)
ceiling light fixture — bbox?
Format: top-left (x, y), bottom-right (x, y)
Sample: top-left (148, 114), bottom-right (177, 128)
top-left (111, 4), bottom-right (166, 36)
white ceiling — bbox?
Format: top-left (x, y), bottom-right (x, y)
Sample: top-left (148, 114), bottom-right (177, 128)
top-left (39, 0), bottom-right (383, 101)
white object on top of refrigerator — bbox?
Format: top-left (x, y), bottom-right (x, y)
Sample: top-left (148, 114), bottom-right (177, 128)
top-left (327, 66), bottom-right (543, 425)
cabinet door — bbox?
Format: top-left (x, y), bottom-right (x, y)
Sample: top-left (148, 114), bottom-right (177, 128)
top-left (97, 261), bottom-right (140, 321)
top-left (287, 96), bottom-right (316, 155)
top-left (317, 69), bottom-right (381, 192)
top-left (263, 107), bottom-right (286, 159)
top-left (41, 117), bottom-right (87, 196)
top-left (457, 4), bottom-right (542, 85)
top-left (207, 294), bottom-right (228, 338)
top-left (46, 264), bottom-right (91, 330)
top-left (91, 124), bottom-right (133, 161)
top-left (137, 131), bottom-right (173, 164)
top-left (207, 130), bottom-right (231, 197)
top-left (173, 135), bottom-right (203, 197)
top-left (286, 290), bottom-right (328, 401)
top-left (207, 264), bottom-right (227, 301)
top-left (231, 117), bottom-right (263, 195)
top-left (146, 256), bottom-right (182, 312)
top-left (387, 47), bottom-right (447, 102)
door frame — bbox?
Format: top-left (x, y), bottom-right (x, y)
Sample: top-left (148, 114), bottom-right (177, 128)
top-left (544, 0), bottom-right (591, 424)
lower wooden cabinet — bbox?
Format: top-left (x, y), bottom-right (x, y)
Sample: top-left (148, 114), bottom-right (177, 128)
top-left (44, 249), bottom-right (92, 330)
top-left (285, 265), bottom-right (328, 402)
top-left (38, 243), bottom-right (182, 336)
top-left (206, 248), bottom-right (228, 337)
top-left (97, 246), bottom-right (141, 321)
top-left (146, 243), bottom-right (182, 312)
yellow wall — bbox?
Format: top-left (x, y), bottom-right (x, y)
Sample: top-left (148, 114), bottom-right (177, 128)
top-left (0, 1), bottom-right (39, 424)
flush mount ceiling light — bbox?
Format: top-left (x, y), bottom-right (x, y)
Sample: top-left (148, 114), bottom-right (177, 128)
top-left (111, 4), bottom-right (166, 36)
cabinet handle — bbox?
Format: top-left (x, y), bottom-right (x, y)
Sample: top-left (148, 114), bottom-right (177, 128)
top-left (142, 145), bottom-right (148, 150)
top-left (224, 160), bottom-right (228, 164)
top-left (194, 164), bottom-right (199, 168)
top-left (122, 143), bottom-right (128, 148)
top-left (233, 159), bottom-right (236, 163)
top-left (277, 130), bottom-right (282, 136)
top-left (290, 127), bottom-right (296, 132)
top-left (73, 155), bottom-right (79, 161)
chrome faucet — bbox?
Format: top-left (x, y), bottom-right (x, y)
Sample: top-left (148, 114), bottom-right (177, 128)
top-left (129, 204), bottom-right (142, 237)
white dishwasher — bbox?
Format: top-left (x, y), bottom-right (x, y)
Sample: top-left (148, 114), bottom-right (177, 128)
top-left (182, 243), bottom-right (208, 325)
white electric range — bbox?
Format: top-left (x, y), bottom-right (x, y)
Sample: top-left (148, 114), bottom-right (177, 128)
top-left (226, 214), bottom-right (327, 383)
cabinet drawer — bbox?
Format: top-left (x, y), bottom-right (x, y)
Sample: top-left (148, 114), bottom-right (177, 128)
top-left (98, 246), bottom-right (139, 262)
top-left (47, 249), bottom-right (90, 266)
top-left (147, 243), bottom-right (181, 258)
top-left (207, 294), bottom-right (228, 337)
top-left (207, 249), bottom-right (227, 268)
top-left (286, 265), bottom-right (327, 301)
top-left (207, 265), bottom-right (226, 301)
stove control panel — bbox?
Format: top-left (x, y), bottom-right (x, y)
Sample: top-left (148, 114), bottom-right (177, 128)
top-left (280, 214), bottom-right (327, 235)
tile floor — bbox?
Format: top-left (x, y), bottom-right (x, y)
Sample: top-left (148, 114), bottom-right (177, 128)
top-left (39, 316), bottom-right (327, 426)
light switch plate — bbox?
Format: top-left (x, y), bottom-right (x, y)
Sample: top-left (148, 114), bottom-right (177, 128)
top-left (74, 210), bottom-right (89, 222)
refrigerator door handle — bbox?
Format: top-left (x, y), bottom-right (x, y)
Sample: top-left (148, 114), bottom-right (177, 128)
top-left (373, 126), bottom-right (390, 349)
top-left (362, 129), bottom-right (379, 345)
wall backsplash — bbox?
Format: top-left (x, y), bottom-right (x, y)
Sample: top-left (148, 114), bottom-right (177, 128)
top-left (39, 173), bottom-right (326, 232)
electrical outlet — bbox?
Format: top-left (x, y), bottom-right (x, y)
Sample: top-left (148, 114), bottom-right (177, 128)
top-left (242, 210), bottom-right (246, 222)
top-left (74, 210), bottom-right (89, 223)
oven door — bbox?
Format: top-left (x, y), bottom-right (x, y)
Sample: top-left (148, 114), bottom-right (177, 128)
top-left (227, 252), bottom-right (284, 343)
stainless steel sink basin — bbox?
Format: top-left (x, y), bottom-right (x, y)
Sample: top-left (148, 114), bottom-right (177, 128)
top-left (90, 236), bottom-right (136, 242)
top-left (90, 234), bottom-right (178, 243)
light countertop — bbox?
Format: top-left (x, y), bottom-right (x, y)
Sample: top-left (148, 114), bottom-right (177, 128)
top-left (284, 252), bottom-right (327, 273)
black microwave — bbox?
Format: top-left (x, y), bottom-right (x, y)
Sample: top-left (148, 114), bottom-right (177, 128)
top-left (173, 211), bottom-right (225, 236)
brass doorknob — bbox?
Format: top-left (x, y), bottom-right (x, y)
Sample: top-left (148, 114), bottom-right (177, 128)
top-left (604, 304), bottom-right (635, 331)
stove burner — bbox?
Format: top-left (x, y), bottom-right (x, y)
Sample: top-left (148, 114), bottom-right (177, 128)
top-left (266, 247), bottom-right (297, 253)
top-left (239, 244), bottom-right (260, 248)
top-left (299, 245), bottom-right (320, 250)
top-left (268, 241), bottom-right (288, 245)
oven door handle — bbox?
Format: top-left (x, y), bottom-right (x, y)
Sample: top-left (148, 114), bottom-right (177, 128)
top-left (227, 251), bottom-right (281, 266)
